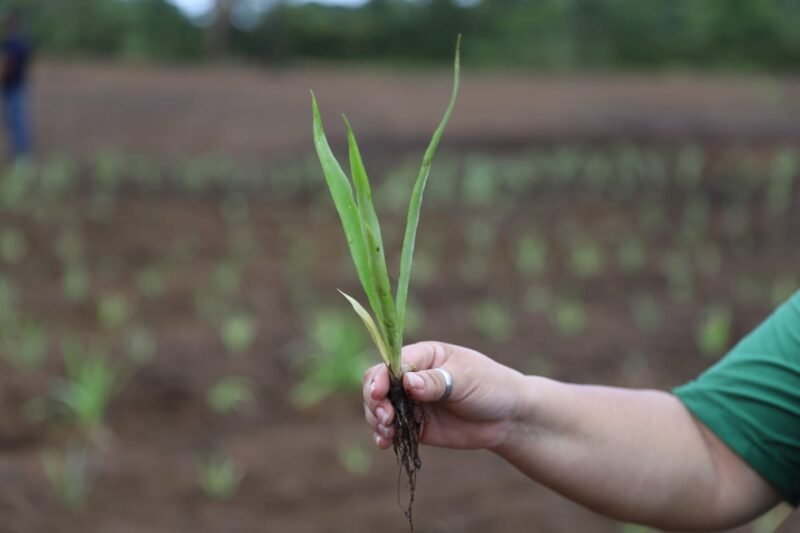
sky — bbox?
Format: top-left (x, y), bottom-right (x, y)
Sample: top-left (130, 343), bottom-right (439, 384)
top-left (168, 0), bottom-right (367, 18)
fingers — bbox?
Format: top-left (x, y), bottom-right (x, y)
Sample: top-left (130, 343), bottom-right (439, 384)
top-left (363, 363), bottom-right (390, 407)
top-left (363, 342), bottom-right (453, 449)
top-left (374, 433), bottom-right (392, 449)
top-left (403, 367), bottom-right (452, 403)
top-left (363, 364), bottom-right (394, 447)
top-left (401, 341), bottom-right (449, 371)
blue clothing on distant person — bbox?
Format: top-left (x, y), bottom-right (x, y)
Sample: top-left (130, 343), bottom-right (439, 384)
top-left (2, 34), bottom-right (31, 159)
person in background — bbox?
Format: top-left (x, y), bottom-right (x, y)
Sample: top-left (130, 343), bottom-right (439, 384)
top-left (1, 10), bottom-right (31, 161)
top-left (364, 290), bottom-right (800, 530)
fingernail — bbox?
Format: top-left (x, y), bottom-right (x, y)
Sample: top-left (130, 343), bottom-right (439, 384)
top-left (376, 407), bottom-right (388, 424)
top-left (374, 433), bottom-right (381, 446)
top-left (370, 381), bottom-right (376, 394)
top-left (406, 372), bottom-right (423, 389)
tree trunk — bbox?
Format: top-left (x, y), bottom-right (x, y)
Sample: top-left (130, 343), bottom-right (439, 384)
top-left (208, 0), bottom-right (235, 58)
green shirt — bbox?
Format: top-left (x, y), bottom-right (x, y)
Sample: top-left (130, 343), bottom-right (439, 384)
top-left (674, 291), bottom-right (800, 505)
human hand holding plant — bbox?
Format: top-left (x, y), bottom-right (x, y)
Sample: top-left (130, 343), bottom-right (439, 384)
top-left (364, 341), bottom-right (526, 451)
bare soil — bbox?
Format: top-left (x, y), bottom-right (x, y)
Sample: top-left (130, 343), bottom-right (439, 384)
top-left (0, 62), bottom-right (797, 532)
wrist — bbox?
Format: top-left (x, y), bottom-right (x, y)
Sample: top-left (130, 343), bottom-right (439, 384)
top-left (490, 375), bottom-right (552, 457)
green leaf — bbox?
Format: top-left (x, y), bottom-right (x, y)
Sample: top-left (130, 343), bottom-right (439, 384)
top-left (396, 34), bottom-right (461, 333)
top-left (311, 92), bottom-right (384, 326)
top-left (344, 116), bottom-right (400, 365)
top-left (339, 290), bottom-right (398, 377)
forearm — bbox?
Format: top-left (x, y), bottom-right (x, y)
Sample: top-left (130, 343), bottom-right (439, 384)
top-left (493, 376), bottom-right (779, 530)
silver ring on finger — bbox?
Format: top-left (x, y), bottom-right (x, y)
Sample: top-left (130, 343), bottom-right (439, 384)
top-left (435, 367), bottom-right (453, 401)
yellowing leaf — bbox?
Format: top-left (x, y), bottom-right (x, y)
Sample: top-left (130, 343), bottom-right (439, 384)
top-left (338, 290), bottom-right (397, 376)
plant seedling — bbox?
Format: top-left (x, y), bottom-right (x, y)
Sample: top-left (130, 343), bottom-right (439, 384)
top-left (221, 311), bottom-right (256, 354)
top-left (569, 239), bottom-right (605, 279)
top-left (514, 232), bottom-right (547, 277)
top-left (42, 445), bottom-right (94, 511)
top-left (312, 36), bottom-right (460, 529)
top-left (63, 263), bottom-right (90, 303)
top-left (208, 375), bottom-right (253, 414)
top-left (52, 338), bottom-right (118, 439)
top-left (0, 315), bottom-right (48, 370)
top-left (552, 298), bottom-right (585, 337)
top-left (337, 439), bottom-right (372, 477)
top-left (198, 454), bottom-right (244, 500)
top-left (471, 300), bottom-right (514, 342)
top-left (97, 291), bottom-right (131, 331)
top-left (696, 305), bottom-right (733, 358)
top-left (291, 310), bottom-right (370, 408)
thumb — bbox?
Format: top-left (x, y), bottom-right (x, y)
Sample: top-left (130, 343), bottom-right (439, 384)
top-left (403, 368), bottom-right (450, 403)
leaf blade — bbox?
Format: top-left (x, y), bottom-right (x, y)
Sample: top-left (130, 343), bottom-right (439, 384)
top-left (311, 92), bottom-right (383, 324)
top-left (339, 290), bottom-right (398, 376)
top-left (396, 35), bottom-right (461, 333)
top-left (345, 116), bottom-right (401, 367)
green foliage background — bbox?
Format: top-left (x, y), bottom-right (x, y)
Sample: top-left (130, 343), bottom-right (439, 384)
top-left (4, 0), bottom-right (800, 69)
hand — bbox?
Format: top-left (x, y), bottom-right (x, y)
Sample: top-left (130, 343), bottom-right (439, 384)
top-left (363, 341), bottom-right (526, 451)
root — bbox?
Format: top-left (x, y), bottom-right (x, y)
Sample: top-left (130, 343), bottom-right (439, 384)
top-left (388, 375), bottom-right (423, 532)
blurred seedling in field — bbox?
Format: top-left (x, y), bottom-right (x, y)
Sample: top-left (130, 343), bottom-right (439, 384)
top-left (37, 155), bottom-right (76, 201)
top-left (513, 231), bottom-right (548, 277)
top-left (471, 300), bottom-right (514, 343)
top-left (212, 259), bottom-right (244, 296)
top-left (97, 291), bottom-right (132, 331)
top-left (766, 148), bottom-right (796, 218)
top-left (551, 298), bottom-right (585, 338)
top-left (0, 162), bottom-right (34, 211)
top-left (0, 315), bottom-right (48, 371)
top-left (696, 305), bottom-right (733, 359)
top-left (337, 439), bottom-right (372, 477)
top-left (33, 338), bottom-right (120, 443)
top-left (674, 144), bottom-right (705, 191)
top-left (125, 326), bottom-right (157, 365)
top-left (194, 259), bottom-right (244, 312)
top-left (198, 454), bottom-right (244, 500)
top-left (62, 263), bottom-right (90, 303)
top-left (462, 154), bottom-right (501, 206)
top-left (568, 239), bottom-right (606, 280)
top-left (207, 376), bottom-right (254, 415)
top-left (221, 312), bottom-right (257, 355)
top-left (582, 150), bottom-right (613, 191)
top-left (92, 149), bottom-right (125, 190)
top-left (42, 445), bottom-right (94, 511)
top-left (291, 310), bottom-right (370, 408)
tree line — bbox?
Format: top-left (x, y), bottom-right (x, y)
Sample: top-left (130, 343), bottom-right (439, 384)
top-left (6, 0), bottom-right (800, 71)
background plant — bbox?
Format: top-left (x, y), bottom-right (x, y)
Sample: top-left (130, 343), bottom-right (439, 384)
top-left (198, 454), bottom-right (244, 501)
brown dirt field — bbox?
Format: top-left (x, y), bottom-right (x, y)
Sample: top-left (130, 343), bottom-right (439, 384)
top-left (0, 62), bottom-right (797, 532)
top-left (31, 61), bottom-right (800, 160)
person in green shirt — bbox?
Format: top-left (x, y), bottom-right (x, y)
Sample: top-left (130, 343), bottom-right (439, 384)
top-left (363, 290), bottom-right (800, 529)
